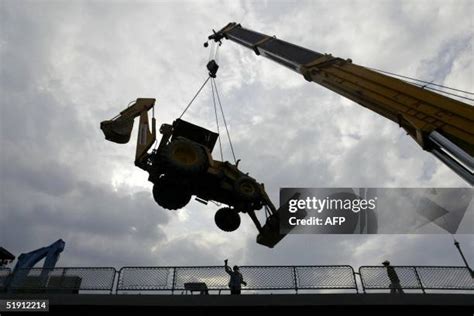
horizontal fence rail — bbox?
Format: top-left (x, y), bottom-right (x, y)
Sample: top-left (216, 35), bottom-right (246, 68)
top-left (1, 265), bottom-right (472, 294)
top-left (5, 267), bottom-right (116, 293)
top-left (359, 266), bottom-right (474, 293)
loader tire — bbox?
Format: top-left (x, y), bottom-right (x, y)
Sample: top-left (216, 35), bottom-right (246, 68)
top-left (152, 178), bottom-right (191, 210)
top-left (234, 176), bottom-right (260, 202)
top-left (214, 207), bottom-right (241, 232)
top-left (163, 139), bottom-right (208, 175)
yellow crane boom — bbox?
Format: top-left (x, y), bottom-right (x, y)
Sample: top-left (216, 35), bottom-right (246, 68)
top-left (208, 23), bottom-right (474, 185)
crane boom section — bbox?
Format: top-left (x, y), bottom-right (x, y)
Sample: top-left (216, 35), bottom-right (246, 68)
top-left (209, 23), bottom-right (474, 184)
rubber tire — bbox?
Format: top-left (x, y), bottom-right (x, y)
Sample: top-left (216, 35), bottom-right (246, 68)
top-left (214, 207), bottom-right (241, 232)
top-left (234, 176), bottom-right (260, 202)
top-left (152, 178), bottom-right (192, 210)
top-left (163, 139), bottom-right (208, 175)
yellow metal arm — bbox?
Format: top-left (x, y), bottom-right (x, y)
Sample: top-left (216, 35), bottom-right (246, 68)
top-left (100, 98), bottom-right (156, 168)
top-left (209, 23), bottom-right (474, 184)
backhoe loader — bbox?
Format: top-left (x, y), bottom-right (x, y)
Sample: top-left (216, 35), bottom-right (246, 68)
top-left (101, 98), bottom-right (300, 247)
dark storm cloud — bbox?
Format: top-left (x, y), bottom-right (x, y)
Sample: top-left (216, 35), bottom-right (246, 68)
top-left (0, 138), bottom-right (171, 264)
top-left (1, 153), bottom-right (75, 196)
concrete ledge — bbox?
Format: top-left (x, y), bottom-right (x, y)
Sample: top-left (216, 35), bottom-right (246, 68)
top-left (1, 293), bottom-right (473, 307)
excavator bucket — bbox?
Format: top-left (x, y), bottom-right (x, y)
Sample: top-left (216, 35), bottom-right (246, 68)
top-left (100, 98), bottom-right (156, 144)
top-left (257, 193), bottom-right (305, 248)
top-left (100, 119), bottom-right (134, 144)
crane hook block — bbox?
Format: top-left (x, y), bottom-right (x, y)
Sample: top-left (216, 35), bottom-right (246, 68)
top-left (207, 60), bottom-right (219, 78)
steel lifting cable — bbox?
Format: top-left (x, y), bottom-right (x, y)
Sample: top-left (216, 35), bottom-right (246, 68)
top-left (210, 42), bottom-right (237, 163)
top-left (421, 85), bottom-right (474, 102)
top-left (179, 41), bottom-right (219, 119)
top-left (179, 43), bottom-right (237, 163)
top-left (178, 76), bottom-right (211, 119)
top-left (367, 67), bottom-right (474, 95)
top-left (367, 67), bottom-right (474, 102)
top-left (396, 77), bottom-right (474, 103)
top-left (212, 78), bottom-right (237, 164)
top-left (210, 75), bottom-right (224, 161)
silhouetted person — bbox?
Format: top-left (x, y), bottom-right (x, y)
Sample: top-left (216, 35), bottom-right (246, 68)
top-left (383, 260), bottom-right (404, 294)
top-left (224, 259), bottom-right (247, 295)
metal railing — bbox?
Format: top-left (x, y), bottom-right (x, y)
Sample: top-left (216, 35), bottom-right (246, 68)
top-left (4, 267), bottom-right (116, 294)
top-left (1, 265), bottom-right (472, 294)
top-left (359, 266), bottom-right (474, 293)
top-left (116, 265), bottom-right (357, 293)
top-left (117, 267), bottom-right (172, 292)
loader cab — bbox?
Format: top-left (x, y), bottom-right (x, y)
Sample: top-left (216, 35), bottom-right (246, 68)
top-left (150, 118), bottom-right (266, 228)
top-left (170, 119), bottom-right (219, 153)
top-left (149, 118), bottom-right (222, 208)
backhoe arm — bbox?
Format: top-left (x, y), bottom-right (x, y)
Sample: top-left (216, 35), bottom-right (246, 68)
top-left (208, 23), bottom-right (474, 184)
top-left (100, 98), bottom-right (156, 168)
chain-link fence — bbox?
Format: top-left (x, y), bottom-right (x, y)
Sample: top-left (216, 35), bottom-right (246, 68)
top-left (359, 266), bottom-right (474, 293)
top-left (1, 265), bottom-right (472, 294)
top-left (118, 267), bottom-right (173, 292)
top-left (296, 266), bottom-right (357, 290)
top-left (416, 266), bottom-right (474, 290)
top-left (6, 267), bottom-right (116, 293)
top-left (174, 266), bottom-right (298, 291)
top-left (117, 265), bottom-right (358, 293)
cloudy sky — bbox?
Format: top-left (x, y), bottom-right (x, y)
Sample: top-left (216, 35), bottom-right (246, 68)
top-left (1, 0), bottom-right (472, 270)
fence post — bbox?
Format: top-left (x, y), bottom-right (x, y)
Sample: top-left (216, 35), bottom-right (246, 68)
top-left (358, 268), bottom-right (366, 293)
top-left (171, 267), bottom-right (176, 295)
top-left (293, 267), bottom-right (298, 294)
top-left (115, 268), bottom-right (123, 295)
top-left (413, 267), bottom-right (425, 294)
top-left (352, 271), bottom-right (359, 293)
top-left (111, 269), bottom-right (117, 295)
top-left (60, 268), bottom-right (67, 291)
